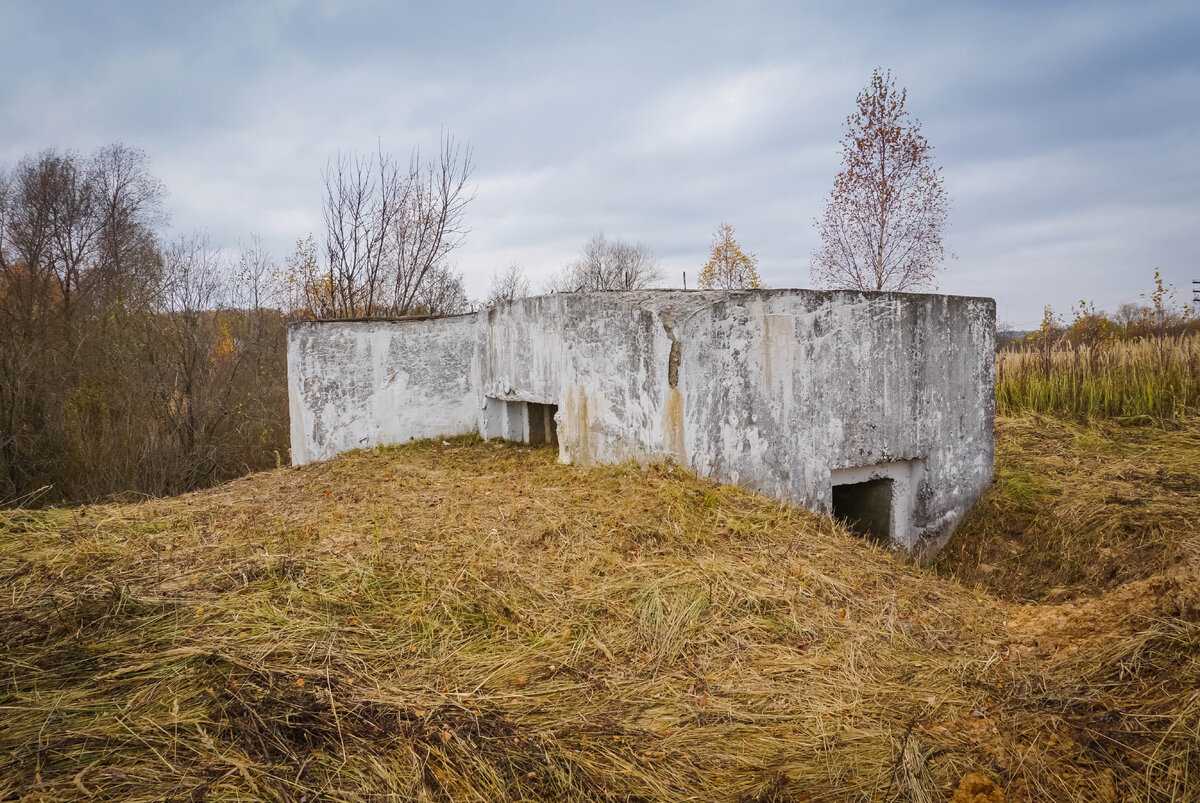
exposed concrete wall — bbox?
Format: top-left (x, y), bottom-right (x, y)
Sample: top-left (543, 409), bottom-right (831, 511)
top-left (287, 316), bottom-right (481, 465)
top-left (288, 289), bottom-right (994, 556)
top-left (674, 292), bottom-right (994, 554)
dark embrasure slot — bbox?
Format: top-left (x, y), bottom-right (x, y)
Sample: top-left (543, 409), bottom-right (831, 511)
top-left (832, 478), bottom-right (893, 544)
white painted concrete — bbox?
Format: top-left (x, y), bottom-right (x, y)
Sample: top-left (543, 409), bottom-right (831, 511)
top-left (288, 289), bottom-right (995, 557)
top-left (830, 459), bottom-right (924, 549)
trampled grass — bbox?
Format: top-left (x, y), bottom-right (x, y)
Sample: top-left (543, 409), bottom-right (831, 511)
top-left (2, 434), bottom-right (1198, 801)
top-left (996, 334), bottom-right (1200, 422)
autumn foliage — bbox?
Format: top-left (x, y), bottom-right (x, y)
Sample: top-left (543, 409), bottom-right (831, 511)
top-left (697, 223), bottom-right (762, 290)
top-left (0, 146), bottom-right (287, 504)
top-left (811, 69), bottom-right (949, 292)
top-left (0, 135), bottom-right (478, 505)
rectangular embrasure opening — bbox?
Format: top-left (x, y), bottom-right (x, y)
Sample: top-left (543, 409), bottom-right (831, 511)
top-left (526, 402), bottom-right (558, 446)
top-left (485, 397), bottom-right (558, 446)
top-left (832, 478), bottom-right (893, 544)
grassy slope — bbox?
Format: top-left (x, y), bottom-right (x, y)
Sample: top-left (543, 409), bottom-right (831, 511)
top-left (937, 416), bottom-right (1200, 602)
top-left (1, 430), bottom-right (1197, 802)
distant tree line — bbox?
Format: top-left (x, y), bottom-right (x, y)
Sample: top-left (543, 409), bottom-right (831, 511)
top-left (1011, 270), bottom-right (1197, 355)
top-left (0, 145), bottom-right (289, 504)
top-left (0, 128), bottom-right (579, 505)
top-left (0, 136), bottom-right (502, 505)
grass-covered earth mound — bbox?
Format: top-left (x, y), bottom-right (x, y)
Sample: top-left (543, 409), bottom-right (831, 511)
top-left (937, 416), bottom-right (1200, 603)
top-left (2, 425), bottom-right (1198, 801)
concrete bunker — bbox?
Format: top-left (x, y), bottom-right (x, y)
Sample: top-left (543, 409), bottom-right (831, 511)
top-left (287, 289), bottom-right (995, 557)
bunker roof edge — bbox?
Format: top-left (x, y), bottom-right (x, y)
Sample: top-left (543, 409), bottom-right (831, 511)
top-left (286, 288), bottom-right (996, 329)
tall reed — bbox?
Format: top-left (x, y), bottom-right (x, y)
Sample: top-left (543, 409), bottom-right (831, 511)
top-left (996, 333), bottom-right (1200, 421)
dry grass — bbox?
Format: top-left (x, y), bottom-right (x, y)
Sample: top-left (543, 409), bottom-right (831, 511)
top-left (936, 415), bottom-right (1200, 603)
top-left (996, 334), bottom-right (1200, 422)
top-left (2, 434), bottom-right (1198, 801)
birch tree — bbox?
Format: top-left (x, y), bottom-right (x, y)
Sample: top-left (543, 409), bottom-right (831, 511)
top-left (811, 69), bottom-right (948, 292)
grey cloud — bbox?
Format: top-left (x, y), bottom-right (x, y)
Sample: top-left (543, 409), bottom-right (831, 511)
top-left (2, 0), bottom-right (1196, 321)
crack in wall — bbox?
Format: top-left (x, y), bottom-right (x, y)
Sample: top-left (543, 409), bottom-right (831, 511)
top-left (663, 321), bottom-right (681, 389)
top-left (661, 319), bottom-right (685, 461)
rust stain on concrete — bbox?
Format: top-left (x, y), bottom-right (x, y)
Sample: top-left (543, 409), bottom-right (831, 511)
top-left (564, 385), bottom-right (593, 465)
top-left (663, 386), bottom-right (685, 462)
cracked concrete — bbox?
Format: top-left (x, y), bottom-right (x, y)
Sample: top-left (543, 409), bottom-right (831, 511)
top-left (288, 289), bottom-right (995, 556)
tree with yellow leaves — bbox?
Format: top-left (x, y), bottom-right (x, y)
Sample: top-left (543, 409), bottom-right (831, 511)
top-left (697, 223), bottom-right (762, 290)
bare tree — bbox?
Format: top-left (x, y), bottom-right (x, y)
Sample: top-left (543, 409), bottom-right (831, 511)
top-left (42, 151), bottom-right (102, 322)
top-left (90, 144), bottom-right (167, 282)
top-left (390, 134), bottom-right (474, 316)
top-left (811, 69), bottom-right (949, 292)
top-left (160, 233), bottom-right (228, 315)
top-left (0, 153), bottom-right (59, 337)
top-left (413, 263), bottom-right (472, 317)
top-left (1114, 302), bottom-right (1149, 331)
top-left (233, 233), bottom-right (279, 381)
top-left (486, 262), bottom-right (531, 306)
top-left (235, 233), bottom-right (274, 313)
top-left (550, 232), bottom-right (663, 292)
top-left (321, 148), bottom-right (402, 318)
top-left (0, 146), bottom-right (164, 327)
top-left (84, 145), bottom-right (168, 325)
top-left (318, 133), bottom-right (474, 318)
top-left (155, 233), bottom-right (260, 489)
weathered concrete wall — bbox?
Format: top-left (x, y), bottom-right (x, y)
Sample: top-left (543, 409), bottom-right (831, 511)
top-left (287, 316), bottom-right (481, 465)
top-left (675, 292), bottom-right (995, 554)
top-left (288, 289), bottom-right (994, 556)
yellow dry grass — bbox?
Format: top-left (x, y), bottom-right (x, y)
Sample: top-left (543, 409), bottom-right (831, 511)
top-left (1, 432), bottom-right (1197, 801)
top-left (996, 333), bottom-right (1200, 422)
top-left (937, 415), bottom-right (1200, 602)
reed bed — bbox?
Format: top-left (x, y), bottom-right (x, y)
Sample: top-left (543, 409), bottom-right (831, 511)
top-left (996, 333), bottom-right (1200, 422)
top-left (2, 436), bottom-right (1198, 801)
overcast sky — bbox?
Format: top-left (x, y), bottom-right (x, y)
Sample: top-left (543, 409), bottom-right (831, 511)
top-left (3, 0), bottom-right (1197, 327)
